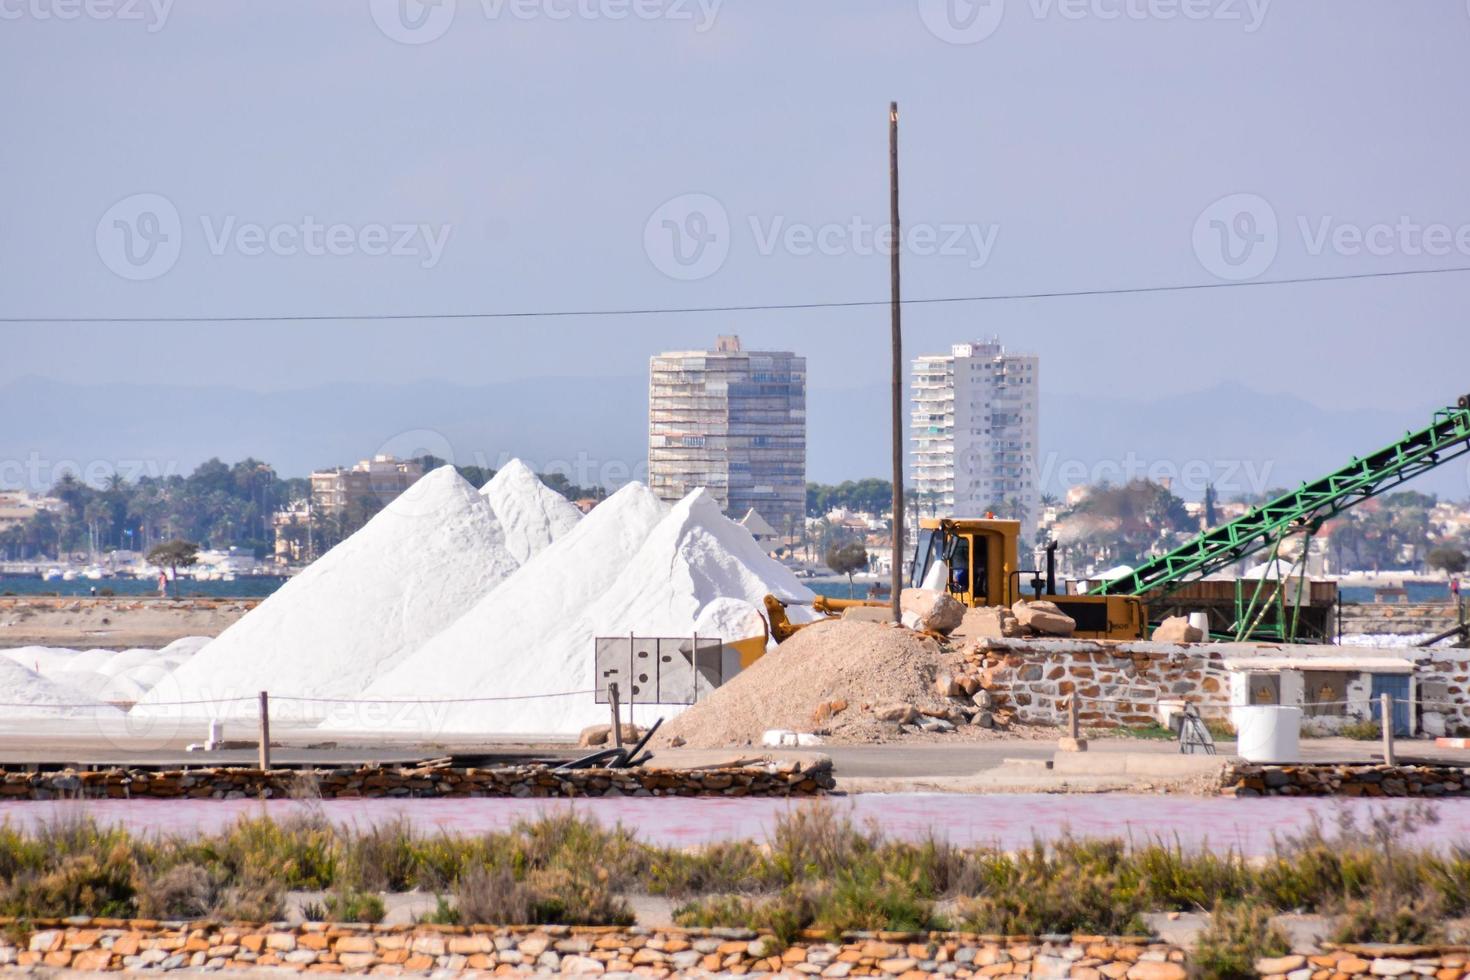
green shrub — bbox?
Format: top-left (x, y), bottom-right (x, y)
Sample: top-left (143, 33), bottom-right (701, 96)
top-left (324, 888), bottom-right (386, 924)
top-left (419, 895), bottom-right (459, 925)
top-left (768, 804), bottom-right (879, 884)
top-left (645, 840), bottom-right (775, 898)
top-left (0, 844), bottom-right (139, 918)
top-left (954, 840), bottom-right (1149, 936)
top-left (212, 813), bottom-right (337, 890)
top-left (674, 892), bottom-right (811, 948)
top-left (341, 819), bottom-right (417, 892)
top-left (1130, 840), bottom-right (1253, 911)
top-left (1193, 901), bottom-right (1289, 980)
top-left (1340, 718), bottom-right (1381, 740)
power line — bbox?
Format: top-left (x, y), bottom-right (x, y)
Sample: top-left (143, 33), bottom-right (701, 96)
top-left (3, 263), bottom-right (1469, 324)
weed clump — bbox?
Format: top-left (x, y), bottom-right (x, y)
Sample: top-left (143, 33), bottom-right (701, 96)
top-left (1193, 901), bottom-right (1290, 980)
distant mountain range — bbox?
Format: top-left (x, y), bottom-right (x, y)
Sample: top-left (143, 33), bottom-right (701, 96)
top-left (2, 376), bottom-right (1464, 501)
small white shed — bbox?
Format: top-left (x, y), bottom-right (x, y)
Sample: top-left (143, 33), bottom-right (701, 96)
top-left (1223, 648), bottom-right (1416, 735)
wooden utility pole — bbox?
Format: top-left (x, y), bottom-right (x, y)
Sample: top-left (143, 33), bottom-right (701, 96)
top-left (257, 691), bottom-right (271, 771)
top-left (889, 101), bottom-right (905, 624)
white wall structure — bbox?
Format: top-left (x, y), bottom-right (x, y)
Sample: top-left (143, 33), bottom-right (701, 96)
top-left (911, 339), bottom-right (1039, 538)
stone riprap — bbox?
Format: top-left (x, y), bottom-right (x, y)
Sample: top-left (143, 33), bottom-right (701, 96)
top-left (1223, 762), bottom-right (1470, 798)
top-left (0, 920), bottom-right (1189, 977)
top-left (0, 760), bottom-right (833, 801)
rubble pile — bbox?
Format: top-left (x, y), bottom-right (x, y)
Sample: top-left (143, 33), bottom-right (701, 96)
top-left (655, 618), bottom-right (1027, 748)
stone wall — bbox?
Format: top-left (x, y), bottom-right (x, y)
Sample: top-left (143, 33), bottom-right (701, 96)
top-left (3, 918), bottom-right (1466, 977)
top-left (1409, 649), bottom-right (1470, 735)
top-left (961, 638), bottom-right (1233, 729)
top-left (0, 920), bottom-right (1189, 977)
top-left (1340, 601), bottom-right (1460, 637)
top-left (0, 760), bottom-right (833, 801)
top-left (1262, 947), bottom-right (1470, 980)
top-left (1222, 762), bottom-right (1470, 798)
top-left (962, 637), bottom-right (1470, 737)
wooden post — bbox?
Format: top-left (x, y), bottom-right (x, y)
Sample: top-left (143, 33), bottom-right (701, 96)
top-left (1059, 694), bottom-right (1087, 752)
top-left (609, 682), bottom-right (623, 751)
top-left (888, 101), bottom-right (905, 625)
top-left (1381, 692), bottom-right (1396, 766)
top-left (258, 691), bottom-right (271, 771)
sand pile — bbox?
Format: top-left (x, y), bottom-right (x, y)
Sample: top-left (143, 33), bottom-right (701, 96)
top-left (654, 618), bottom-right (966, 747)
top-left (480, 459), bottom-right (583, 565)
top-left (328, 487), bottom-right (815, 736)
top-left (130, 466), bottom-right (521, 723)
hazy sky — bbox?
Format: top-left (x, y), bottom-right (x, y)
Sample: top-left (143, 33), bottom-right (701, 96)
top-left (3, 0), bottom-right (1469, 412)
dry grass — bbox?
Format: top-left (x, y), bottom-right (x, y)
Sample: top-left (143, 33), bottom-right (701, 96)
top-left (0, 801), bottom-right (1459, 938)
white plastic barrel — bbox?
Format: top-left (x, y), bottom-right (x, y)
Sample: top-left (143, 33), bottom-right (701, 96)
top-left (1188, 612), bottom-right (1210, 637)
top-left (1233, 705), bottom-right (1302, 763)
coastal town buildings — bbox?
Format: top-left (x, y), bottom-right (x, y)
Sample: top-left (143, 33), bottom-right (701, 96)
top-left (0, 491), bottom-right (62, 534)
top-left (648, 335), bottom-right (807, 537)
top-left (309, 455), bottom-right (424, 521)
top-left (910, 339), bottom-right (1040, 537)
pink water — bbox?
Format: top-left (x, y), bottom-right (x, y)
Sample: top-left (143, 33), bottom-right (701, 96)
top-left (3, 795), bottom-right (1467, 854)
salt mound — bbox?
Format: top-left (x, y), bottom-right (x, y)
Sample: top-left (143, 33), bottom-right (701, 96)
top-left (4, 645), bottom-right (87, 675)
top-left (693, 597), bottom-right (768, 646)
top-left (0, 657), bottom-right (122, 718)
top-left (334, 487), bottom-right (815, 736)
top-left (655, 618), bottom-right (954, 748)
top-left (4, 637), bottom-right (210, 704)
top-left (327, 481), bottom-right (668, 732)
top-left (480, 459), bottom-right (583, 565)
top-left (131, 466), bottom-right (521, 723)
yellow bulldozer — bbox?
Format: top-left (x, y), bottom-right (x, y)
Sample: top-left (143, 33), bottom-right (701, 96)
top-left (766, 517), bottom-right (1147, 642)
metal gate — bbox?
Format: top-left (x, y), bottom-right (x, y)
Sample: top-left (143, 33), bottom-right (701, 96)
top-left (1370, 673), bottom-right (1412, 736)
top-left (593, 635), bottom-right (725, 705)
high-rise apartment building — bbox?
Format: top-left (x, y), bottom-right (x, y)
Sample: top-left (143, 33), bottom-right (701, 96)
top-left (649, 335), bottom-right (806, 537)
top-left (911, 339), bottom-right (1040, 536)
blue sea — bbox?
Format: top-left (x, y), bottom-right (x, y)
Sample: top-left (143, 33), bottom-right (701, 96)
top-left (0, 575), bottom-right (287, 599)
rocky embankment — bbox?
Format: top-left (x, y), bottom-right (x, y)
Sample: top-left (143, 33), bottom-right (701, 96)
top-left (0, 760), bottom-right (834, 800)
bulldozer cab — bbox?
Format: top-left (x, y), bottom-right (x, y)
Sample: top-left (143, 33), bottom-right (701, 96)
top-left (910, 518), bottom-right (1018, 607)
top-left (910, 517), bottom-right (1147, 640)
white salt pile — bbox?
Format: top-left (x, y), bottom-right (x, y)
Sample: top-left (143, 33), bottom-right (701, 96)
top-left (481, 459), bottom-right (583, 565)
top-left (328, 486), bottom-right (815, 736)
top-left (130, 466), bottom-right (521, 723)
top-left (1, 636), bottom-right (208, 705)
top-left (0, 657), bottom-right (122, 718)
top-left (327, 481), bottom-right (669, 732)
